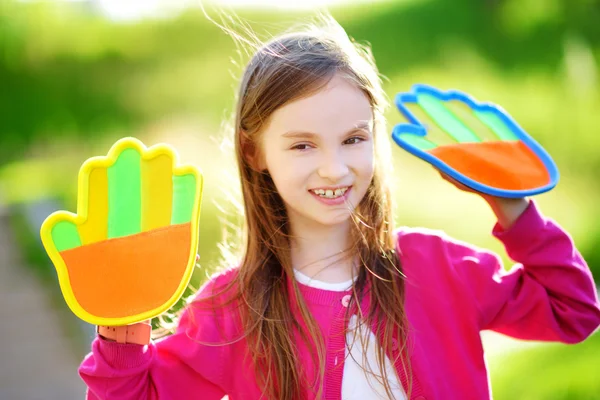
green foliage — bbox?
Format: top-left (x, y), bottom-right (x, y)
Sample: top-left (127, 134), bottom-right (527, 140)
top-left (8, 205), bottom-right (55, 282)
top-left (2, 0), bottom-right (600, 167)
top-left (581, 227), bottom-right (600, 284)
top-left (340, 0), bottom-right (600, 76)
top-left (0, 1), bottom-right (233, 163)
top-left (490, 333), bottom-right (600, 400)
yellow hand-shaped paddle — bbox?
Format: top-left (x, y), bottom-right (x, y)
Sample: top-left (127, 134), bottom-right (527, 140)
top-left (40, 137), bottom-right (203, 326)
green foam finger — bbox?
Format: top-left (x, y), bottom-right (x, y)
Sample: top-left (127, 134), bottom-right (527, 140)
top-left (171, 173), bottom-right (196, 225)
top-left (404, 103), bottom-right (457, 146)
top-left (52, 220), bottom-right (82, 252)
top-left (474, 110), bottom-right (519, 141)
top-left (400, 134), bottom-right (437, 151)
top-left (417, 94), bottom-right (481, 143)
top-left (444, 100), bottom-right (501, 142)
top-left (107, 148), bottom-right (142, 238)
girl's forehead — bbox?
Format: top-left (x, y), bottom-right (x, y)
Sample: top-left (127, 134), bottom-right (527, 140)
top-left (267, 76), bottom-right (373, 135)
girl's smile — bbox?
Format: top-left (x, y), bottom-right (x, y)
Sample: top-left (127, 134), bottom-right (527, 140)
top-left (309, 185), bottom-right (352, 205)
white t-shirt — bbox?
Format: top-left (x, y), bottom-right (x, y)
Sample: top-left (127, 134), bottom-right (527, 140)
top-left (293, 270), bottom-right (407, 400)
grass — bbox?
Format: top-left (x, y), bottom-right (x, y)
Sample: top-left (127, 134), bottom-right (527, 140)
top-left (490, 332), bottom-right (600, 400)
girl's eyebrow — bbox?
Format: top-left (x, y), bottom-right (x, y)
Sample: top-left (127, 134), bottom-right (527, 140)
top-left (282, 121), bottom-right (372, 139)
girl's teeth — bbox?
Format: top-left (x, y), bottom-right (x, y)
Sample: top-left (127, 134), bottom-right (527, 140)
top-left (312, 187), bottom-right (348, 198)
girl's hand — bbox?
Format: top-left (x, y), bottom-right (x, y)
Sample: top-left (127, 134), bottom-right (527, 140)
top-left (440, 172), bottom-right (529, 229)
top-left (40, 138), bottom-right (203, 327)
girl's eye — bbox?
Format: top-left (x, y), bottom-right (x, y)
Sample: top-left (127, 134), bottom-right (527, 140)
top-left (344, 136), bottom-right (365, 145)
top-left (291, 136), bottom-right (366, 150)
top-left (291, 144), bottom-right (312, 151)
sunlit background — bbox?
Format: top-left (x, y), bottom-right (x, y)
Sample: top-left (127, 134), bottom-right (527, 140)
top-left (1, 0), bottom-right (599, 398)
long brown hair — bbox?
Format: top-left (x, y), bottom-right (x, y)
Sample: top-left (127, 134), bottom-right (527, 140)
top-left (198, 14), bottom-right (410, 400)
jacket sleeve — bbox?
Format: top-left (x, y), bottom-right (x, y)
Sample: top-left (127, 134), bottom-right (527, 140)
top-left (445, 200), bottom-right (600, 343)
top-left (79, 275), bottom-right (229, 400)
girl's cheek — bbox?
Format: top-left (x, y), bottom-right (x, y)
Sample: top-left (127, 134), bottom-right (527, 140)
top-left (286, 157), bottom-right (311, 170)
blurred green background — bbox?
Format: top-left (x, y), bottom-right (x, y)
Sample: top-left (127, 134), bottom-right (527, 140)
top-left (1, 0), bottom-right (599, 398)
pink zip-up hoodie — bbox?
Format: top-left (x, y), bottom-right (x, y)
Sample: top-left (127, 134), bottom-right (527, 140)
top-left (79, 201), bottom-right (600, 399)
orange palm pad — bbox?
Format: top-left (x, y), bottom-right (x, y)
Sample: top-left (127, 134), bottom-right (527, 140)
top-left (429, 141), bottom-right (550, 191)
top-left (392, 85), bottom-right (558, 198)
top-left (40, 138), bottom-right (203, 326)
top-left (60, 223), bottom-right (191, 318)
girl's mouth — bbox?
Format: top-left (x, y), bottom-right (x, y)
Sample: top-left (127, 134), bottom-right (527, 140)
top-left (309, 186), bottom-right (352, 205)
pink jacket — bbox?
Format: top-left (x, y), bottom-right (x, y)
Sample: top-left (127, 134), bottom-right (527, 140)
top-left (79, 201), bottom-right (600, 399)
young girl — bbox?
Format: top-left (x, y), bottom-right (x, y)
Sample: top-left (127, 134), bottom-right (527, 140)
top-left (79, 17), bottom-right (600, 400)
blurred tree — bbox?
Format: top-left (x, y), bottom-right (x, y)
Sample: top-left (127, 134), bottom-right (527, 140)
top-left (0, 0), bottom-right (228, 163)
top-left (1, 0), bottom-right (599, 166)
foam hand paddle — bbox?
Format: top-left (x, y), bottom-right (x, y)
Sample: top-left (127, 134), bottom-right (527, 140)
top-left (40, 137), bottom-right (203, 326)
top-left (392, 84), bottom-right (559, 198)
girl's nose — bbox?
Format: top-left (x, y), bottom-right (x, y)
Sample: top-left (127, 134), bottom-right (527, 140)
top-left (317, 152), bottom-right (350, 182)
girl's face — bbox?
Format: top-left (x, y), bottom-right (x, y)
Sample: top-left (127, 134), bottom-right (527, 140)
top-left (257, 74), bottom-right (375, 229)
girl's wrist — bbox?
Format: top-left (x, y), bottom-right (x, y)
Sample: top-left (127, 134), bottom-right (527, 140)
top-left (484, 196), bottom-right (530, 230)
top-left (97, 321), bottom-right (152, 345)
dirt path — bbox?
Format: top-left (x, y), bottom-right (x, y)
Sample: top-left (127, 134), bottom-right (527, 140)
top-left (0, 202), bottom-right (86, 400)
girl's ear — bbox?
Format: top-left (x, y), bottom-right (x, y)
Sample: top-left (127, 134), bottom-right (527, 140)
top-left (240, 130), bottom-right (267, 172)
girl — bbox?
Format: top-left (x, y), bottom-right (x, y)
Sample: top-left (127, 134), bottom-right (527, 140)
top-left (80, 17), bottom-right (600, 400)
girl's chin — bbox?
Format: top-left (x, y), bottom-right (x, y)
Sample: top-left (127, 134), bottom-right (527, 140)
top-left (285, 200), bottom-right (357, 229)
top-left (306, 210), bottom-right (354, 227)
